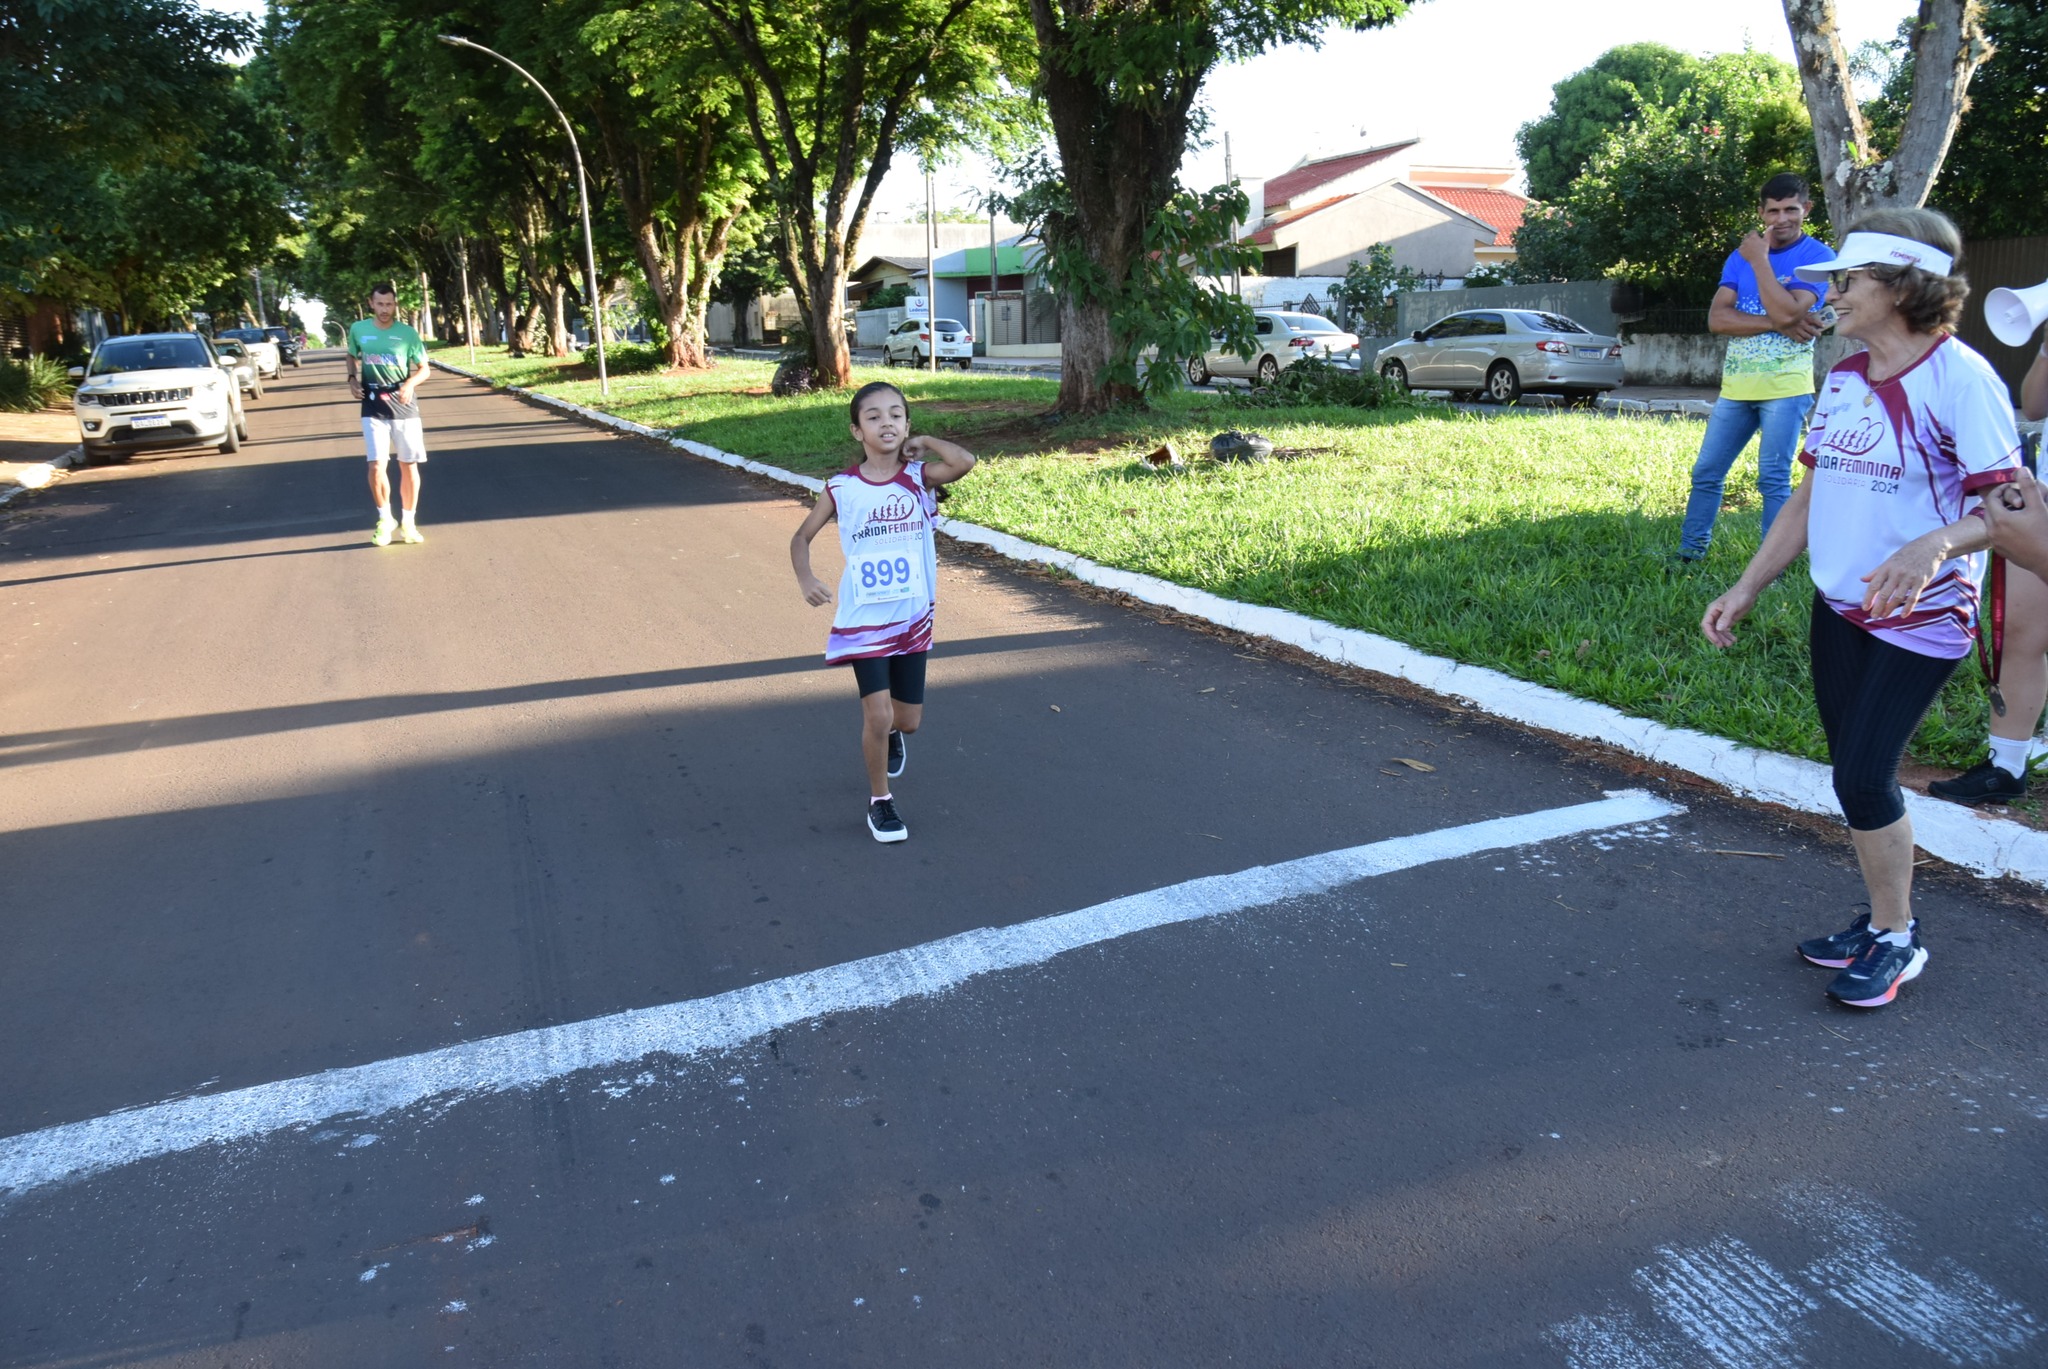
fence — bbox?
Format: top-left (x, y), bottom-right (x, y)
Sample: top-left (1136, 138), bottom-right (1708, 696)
top-left (1959, 236), bottom-right (2048, 401)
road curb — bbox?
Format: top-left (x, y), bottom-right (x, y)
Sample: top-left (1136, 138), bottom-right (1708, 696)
top-left (0, 443), bottom-right (83, 506)
top-left (432, 358), bottom-right (2048, 889)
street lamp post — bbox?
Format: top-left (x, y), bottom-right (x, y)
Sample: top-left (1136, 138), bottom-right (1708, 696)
top-left (437, 34), bottom-right (608, 396)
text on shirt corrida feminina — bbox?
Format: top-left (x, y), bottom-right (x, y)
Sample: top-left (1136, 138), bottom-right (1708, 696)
top-left (823, 459), bottom-right (939, 662)
top-left (1800, 336), bottom-right (2022, 658)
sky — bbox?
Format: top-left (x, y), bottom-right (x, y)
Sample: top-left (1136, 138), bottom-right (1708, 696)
top-left (198, 0), bottom-right (1919, 224)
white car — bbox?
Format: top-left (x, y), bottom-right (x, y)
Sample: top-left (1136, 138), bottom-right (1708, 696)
top-left (1186, 311), bottom-right (1360, 387)
top-left (882, 317), bottom-right (973, 369)
top-left (214, 326), bottom-right (283, 378)
top-left (70, 332), bottom-right (248, 464)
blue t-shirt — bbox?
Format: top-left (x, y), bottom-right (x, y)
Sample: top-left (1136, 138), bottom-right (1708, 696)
top-left (1719, 233), bottom-right (1833, 400)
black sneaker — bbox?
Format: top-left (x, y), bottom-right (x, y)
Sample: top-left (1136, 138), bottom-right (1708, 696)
top-left (887, 729), bottom-right (906, 779)
top-left (1927, 758), bottom-right (2026, 806)
top-left (1826, 929), bottom-right (1927, 1008)
top-left (867, 797), bottom-right (908, 844)
top-left (1798, 912), bottom-right (1876, 968)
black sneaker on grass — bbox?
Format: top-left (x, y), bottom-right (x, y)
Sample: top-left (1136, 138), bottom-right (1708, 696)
top-left (887, 728), bottom-right (906, 779)
top-left (1826, 929), bottom-right (1927, 1009)
top-left (867, 797), bottom-right (908, 844)
top-left (1928, 758), bottom-right (2026, 806)
top-left (1797, 911), bottom-right (1876, 968)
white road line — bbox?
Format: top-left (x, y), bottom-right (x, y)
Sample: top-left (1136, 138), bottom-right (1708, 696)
top-left (0, 790), bottom-right (1680, 1203)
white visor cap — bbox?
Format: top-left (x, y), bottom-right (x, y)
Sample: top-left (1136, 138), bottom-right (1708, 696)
top-left (1793, 231), bottom-right (1955, 282)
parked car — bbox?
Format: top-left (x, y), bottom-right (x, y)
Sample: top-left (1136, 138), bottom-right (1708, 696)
top-left (1186, 311), bottom-right (1360, 387)
top-left (1375, 309), bottom-right (1624, 403)
top-left (69, 332), bottom-right (247, 463)
top-left (214, 338), bottom-right (264, 399)
top-left (883, 317), bottom-right (973, 369)
top-left (214, 326), bottom-right (283, 378)
top-left (261, 325), bottom-right (302, 368)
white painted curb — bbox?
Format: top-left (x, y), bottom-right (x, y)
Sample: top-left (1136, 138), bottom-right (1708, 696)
top-left (434, 359), bottom-right (2048, 887)
top-left (0, 444), bottom-right (82, 505)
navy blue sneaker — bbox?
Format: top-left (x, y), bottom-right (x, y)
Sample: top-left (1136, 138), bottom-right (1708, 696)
top-left (867, 797), bottom-right (907, 844)
top-left (1797, 912), bottom-right (1876, 968)
top-left (887, 728), bottom-right (906, 779)
top-left (1826, 931), bottom-right (1928, 1008)
top-left (1928, 758), bottom-right (2026, 806)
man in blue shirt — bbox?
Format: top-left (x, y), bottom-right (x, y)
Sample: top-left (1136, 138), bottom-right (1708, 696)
top-left (1674, 173), bottom-right (1834, 562)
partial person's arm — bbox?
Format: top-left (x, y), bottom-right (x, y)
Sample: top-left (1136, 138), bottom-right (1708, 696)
top-left (906, 434), bottom-right (978, 486)
top-left (2021, 334), bottom-right (2048, 422)
top-left (396, 348), bottom-right (432, 406)
top-left (1738, 232), bottom-right (1823, 332)
top-left (1701, 475), bottom-right (1814, 647)
top-left (1859, 511), bottom-right (1993, 619)
top-left (345, 332), bottom-right (363, 400)
top-left (1981, 471), bottom-right (2048, 579)
top-left (791, 488), bottom-right (838, 606)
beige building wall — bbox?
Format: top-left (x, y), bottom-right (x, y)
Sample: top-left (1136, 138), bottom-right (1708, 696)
top-left (1277, 182), bottom-right (1488, 278)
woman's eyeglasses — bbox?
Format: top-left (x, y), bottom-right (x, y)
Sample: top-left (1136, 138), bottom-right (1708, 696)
top-left (1826, 268), bottom-right (1871, 290)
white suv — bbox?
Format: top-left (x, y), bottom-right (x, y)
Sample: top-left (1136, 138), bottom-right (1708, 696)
top-left (70, 332), bottom-right (248, 464)
top-left (882, 317), bottom-right (973, 369)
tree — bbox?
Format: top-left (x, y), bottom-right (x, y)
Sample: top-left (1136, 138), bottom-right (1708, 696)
top-left (1511, 52), bottom-right (1818, 304)
top-left (1515, 44), bottom-right (1706, 204)
top-left (690, 0), bottom-right (1035, 387)
top-left (1020, 0), bottom-right (1407, 415)
top-left (1864, 2), bottom-right (2048, 238)
top-left (1780, 0), bottom-right (1992, 227)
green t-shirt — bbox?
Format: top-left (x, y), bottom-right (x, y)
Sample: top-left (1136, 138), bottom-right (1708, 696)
top-left (347, 318), bottom-right (426, 417)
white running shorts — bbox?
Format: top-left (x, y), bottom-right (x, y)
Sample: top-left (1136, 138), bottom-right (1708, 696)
top-left (362, 415), bottom-right (428, 465)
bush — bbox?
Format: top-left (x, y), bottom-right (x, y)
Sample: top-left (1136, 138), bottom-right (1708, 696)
top-left (0, 355), bottom-right (74, 413)
top-left (579, 341), bottom-right (667, 374)
top-left (1230, 356), bottom-right (1416, 411)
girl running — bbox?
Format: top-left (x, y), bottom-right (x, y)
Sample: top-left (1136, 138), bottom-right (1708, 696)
top-left (791, 381), bottom-right (978, 842)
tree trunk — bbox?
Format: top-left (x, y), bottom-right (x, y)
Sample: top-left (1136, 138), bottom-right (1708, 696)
top-left (1782, 0), bottom-right (1993, 226)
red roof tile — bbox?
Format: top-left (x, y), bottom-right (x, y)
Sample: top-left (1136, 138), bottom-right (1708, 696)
top-left (1262, 140), bottom-right (1419, 209)
top-left (1244, 194), bottom-right (1352, 246)
top-left (1415, 185), bottom-right (1531, 246)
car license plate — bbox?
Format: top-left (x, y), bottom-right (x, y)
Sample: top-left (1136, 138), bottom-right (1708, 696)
top-left (130, 414), bottom-right (172, 429)
top-left (1576, 347), bottom-right (1606, 358)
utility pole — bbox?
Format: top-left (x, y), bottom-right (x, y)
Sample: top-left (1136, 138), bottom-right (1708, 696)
top-left (987, 206), bottom-right (998, 353)
top-left (251, 268), bottom-right (268, 327)
top-left (1225, 132), bottom-right (1240, 300)
top-left (924, 166), bottom-right (937, 374)
top-left (418, 268), bottom-right (435, 340)
top-left (457, 238), bottom-right (476, 367)
top-left (438, 34), bottom-right (608, 396)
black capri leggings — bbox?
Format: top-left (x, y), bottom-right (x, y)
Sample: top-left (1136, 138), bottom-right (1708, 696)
top-left (1809, 594), bottom-right (1960, 830)
top-left (850, 651), bottom-right (927, 704)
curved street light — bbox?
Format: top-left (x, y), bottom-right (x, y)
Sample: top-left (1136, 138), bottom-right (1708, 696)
top-left (438, 34), bottom-right (608, 396)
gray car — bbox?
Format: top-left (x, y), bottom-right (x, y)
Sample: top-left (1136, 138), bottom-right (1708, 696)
top-left (1187, 310), bottom-right (1361, 387)
top-left (1376, 309), bottom-right (1624, 403)
top-left (214, 338), bottom-right (264, 400)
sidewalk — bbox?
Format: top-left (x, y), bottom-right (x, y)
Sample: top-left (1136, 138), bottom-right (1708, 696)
top-left (0, 409), bottom-right (83, 502)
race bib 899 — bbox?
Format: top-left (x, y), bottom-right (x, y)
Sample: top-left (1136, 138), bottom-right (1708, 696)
top-left (847, 536), bottom-right (928, 607)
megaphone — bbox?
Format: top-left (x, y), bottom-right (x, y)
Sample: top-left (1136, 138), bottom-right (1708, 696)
top-left (1984, 280), bottom-right (2048, 347)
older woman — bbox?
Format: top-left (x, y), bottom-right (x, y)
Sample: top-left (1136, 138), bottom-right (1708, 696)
top-left (1701, 208), bottom-right (2022, 1010)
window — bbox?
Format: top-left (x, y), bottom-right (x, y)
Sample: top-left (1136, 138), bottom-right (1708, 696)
top-left (1468, 312), bottom-right (1507, 337)
top-left (1282, 314), bottom-right (1341, 333)
top-left (1254, 316), bottom-right (1274, 336)
top-left (1518, 312), bottom-right (1588, 334)
top-left (91, 337), bottom-right (210, 374)
top-left (933, 320), bottom-right (964, 333)
top-left (1422, 317), bottom-right (1469, 341)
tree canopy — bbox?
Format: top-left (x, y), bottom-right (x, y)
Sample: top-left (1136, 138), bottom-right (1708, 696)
top-left (1515, 43), bottom-right (1706, 204)
top-left (1513, 48), bottom-right (1818, 305)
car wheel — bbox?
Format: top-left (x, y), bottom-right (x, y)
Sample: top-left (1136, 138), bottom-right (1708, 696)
top-left (217, 422), bottom-right (240, 455)
top-left (884, 348), bottom-right (896, 367)
top-left (1255, 355), bottom-right (1279, 386)
top-left (1380, 359), bottom-right (1408, 391)
top-left (249, 376), bottom-right (263, 401)
top-left (1186, 354), bottom-right (1211, 386)
top-left (81, 442), bottom-right (116, 466)
top-left (959, 358), bottom-right (971, 371)
top-left (1485, 362), bottom-right (1522, 404)
top-left (235, 413), bottom-right (249, 441)
top-left (1562, 388), bottom-right (1599, 408)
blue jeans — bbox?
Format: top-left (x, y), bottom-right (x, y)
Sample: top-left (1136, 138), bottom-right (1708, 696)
top-left (1678, 394), bottom-right (1813, 557)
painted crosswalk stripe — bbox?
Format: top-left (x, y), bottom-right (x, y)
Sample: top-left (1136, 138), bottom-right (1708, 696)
top-left (0, 789), bottom-right (1681, 1203)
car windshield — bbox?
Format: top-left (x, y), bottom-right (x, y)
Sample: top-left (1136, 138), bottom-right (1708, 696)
top-left (263, 327), bottom-right (291, 341)
top-left (219, 328), bottom-right (266, 343)
top-left (933, 319), bottom-right (964, 332)
top-left (1518, 311), bottom-right (1590, 335)
top-left (1278, 314), bottom-right (1341, 333)
top-left (217, 341), bottom-right (247, 356)
top-left (91, 337), bottom-right (210, 374)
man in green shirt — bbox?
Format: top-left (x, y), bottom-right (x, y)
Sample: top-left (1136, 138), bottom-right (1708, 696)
top-left (345, 282), bottom-right (432, 546)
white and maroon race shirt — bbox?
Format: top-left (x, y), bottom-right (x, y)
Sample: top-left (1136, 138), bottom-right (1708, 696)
top-left (1800, 335), bottom-right (2021, 658)
top-left (823, 458), bottom-right (939, 662)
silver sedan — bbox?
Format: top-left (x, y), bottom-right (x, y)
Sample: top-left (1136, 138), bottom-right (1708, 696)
top-left (1187, 311), bottom-right (1359, 387)
top-left (1376, 309), bottom-right (1623, 403)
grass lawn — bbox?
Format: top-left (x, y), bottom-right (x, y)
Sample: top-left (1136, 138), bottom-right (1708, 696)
top-left (434, 343), bottom-right (1997, 771)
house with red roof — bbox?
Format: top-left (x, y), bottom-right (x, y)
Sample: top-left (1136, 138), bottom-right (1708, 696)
top-left (1239, 139), bottom-right (1530, 280)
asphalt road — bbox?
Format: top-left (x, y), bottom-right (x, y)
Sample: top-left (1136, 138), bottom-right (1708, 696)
top-left (0, 354), bottom-right (2042, 1367)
